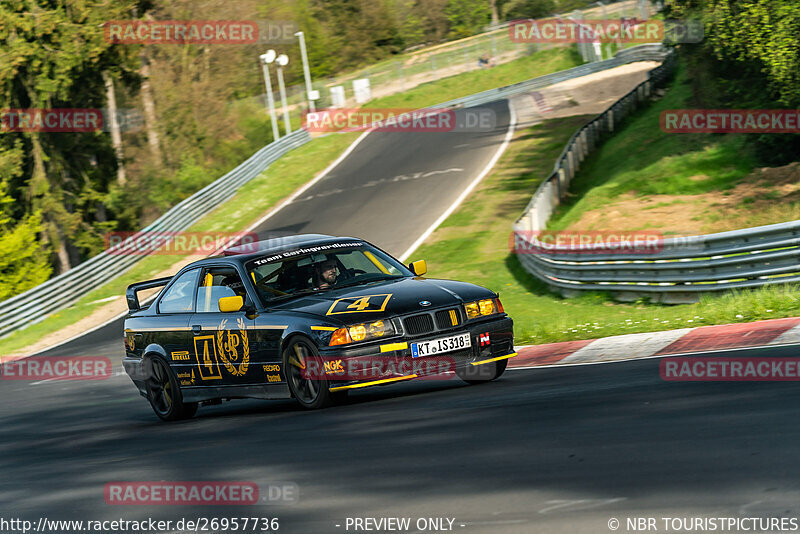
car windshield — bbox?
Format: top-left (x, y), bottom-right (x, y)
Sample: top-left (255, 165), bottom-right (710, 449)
top-left (246, 243), bottom-right (412, 305)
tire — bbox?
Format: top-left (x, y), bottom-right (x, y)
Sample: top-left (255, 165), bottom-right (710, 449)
top-left (283, 337), bottom-right (332, 409)
top-left (456, 357), bottom-right (508, 385)
top-left (145, 357), bottom-right (198, 421)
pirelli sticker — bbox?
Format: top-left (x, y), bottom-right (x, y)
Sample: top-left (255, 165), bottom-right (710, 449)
top-left (171, 350), bottom-right (191, 361)
top-left (326, 294), bottom-right (392, 315)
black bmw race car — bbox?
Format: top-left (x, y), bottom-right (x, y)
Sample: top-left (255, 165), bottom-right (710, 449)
top-left (123, 234), bottom-right (515, 421)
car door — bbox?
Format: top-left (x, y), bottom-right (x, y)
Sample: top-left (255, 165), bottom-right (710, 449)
top-left (149, 268), bottom-right (200, 383)
top-left (190, 266), bottom-right (258, 386)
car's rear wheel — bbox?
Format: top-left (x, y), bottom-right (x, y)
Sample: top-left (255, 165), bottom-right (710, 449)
top-left (145, 357), bottom-right (198, 421)
top-left (283, 337), bottom-right (332, 409)
top-left (456, 358), bottom-right (508, 385)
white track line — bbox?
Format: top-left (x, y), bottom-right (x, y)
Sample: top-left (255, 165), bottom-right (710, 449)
top-left (242, 130), bottom-right (372, 235)
top-left (399, 100), bottom-right (518, 262)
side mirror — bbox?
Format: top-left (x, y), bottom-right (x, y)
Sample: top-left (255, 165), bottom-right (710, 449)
top-left (219, 295), bottom-right (244, 313)
top-left (408, 260), bottom-right (427, 276)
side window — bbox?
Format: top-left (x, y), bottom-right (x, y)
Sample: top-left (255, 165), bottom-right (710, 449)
top-left (195, 268), bottom-right (247, 313)
top-left (158, 269), bottom-right (200, 314)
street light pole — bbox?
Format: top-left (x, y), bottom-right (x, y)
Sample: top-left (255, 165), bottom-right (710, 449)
top-left (295, 31), bottom-right (315, 112)
top-left (276, 54), bottom-right (292, 135)
top-left (260, 50), bottom-right (280, 141)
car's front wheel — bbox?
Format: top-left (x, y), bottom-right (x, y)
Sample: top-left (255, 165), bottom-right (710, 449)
top-left (283, 337), bottom-right (332, 409)
top-left (456, 358), bottom-right (508, 385)
top-left (145, 357), bottom-right (198, 421)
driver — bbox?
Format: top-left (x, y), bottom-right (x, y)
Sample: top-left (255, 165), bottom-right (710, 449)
top-left (313, 256), bottom-right (339, 290)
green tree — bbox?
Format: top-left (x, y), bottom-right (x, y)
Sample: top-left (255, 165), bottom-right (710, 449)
top-left (0, 0), bottom-right (139, 273)
top-left (500, 0), bottom-right (556, 20)
top-left (0, 142), bottom-right (51, 301)
top-left (666, 0), bottom-right (800, 163)
top-left (445, 0), bottom-right (491, 37)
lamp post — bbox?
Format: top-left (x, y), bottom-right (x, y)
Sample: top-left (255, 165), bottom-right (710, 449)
top-left (276, 54), bottom-right (292, 135)
top-left (259, 49), bottom-right (280, 141)
top-left (295, 31), bottom-right (315, 112)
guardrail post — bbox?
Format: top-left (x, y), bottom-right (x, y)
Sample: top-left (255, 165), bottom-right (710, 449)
top-left (567, 150), bottom-right (576, 176)
top-left (563, 155), bottom-right (572, 181)
top-left (537, 195), bottom-right (548, 229)
top-left (608, 109), bottom-right (614, 132)
top-left (558, 167), bottom-right (567, 194)
top-left (580, 131), bottom-right (588, 159)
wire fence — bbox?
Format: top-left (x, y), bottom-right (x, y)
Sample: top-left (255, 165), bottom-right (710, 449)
top-left (255, 0), bottom-right (659, 113)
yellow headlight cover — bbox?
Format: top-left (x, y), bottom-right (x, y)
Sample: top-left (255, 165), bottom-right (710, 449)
top-left (349, 324), bottom-right (367, 342)
top-left (479, 299), bottom-right (495, 315)
top-left (369, 320), bottom-right (387, 337)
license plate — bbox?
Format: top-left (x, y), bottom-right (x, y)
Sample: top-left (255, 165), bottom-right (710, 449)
top-left (411, 333), bottom-right (471, 358)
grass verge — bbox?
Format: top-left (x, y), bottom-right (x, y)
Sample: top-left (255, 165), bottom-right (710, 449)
top-left (411, 112), bottom-right (800, 345)
top-left (0, 132), bottom-right (361, 357)
top-left (544, 62), bottom-right (800, 234)
top-left (367, 46), bottom-right (583, 110)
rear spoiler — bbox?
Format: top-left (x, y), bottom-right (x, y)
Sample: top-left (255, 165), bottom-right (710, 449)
top-left (126, 276), bottom-right (173, 312)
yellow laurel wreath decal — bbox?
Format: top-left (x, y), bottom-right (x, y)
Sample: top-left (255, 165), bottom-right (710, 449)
top-left (217, 318), bottom-right (250, 376)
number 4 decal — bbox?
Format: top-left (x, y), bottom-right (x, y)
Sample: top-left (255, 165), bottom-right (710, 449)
top-left (347, 297), bottom-right (372, 311)
top-left (327, 294), bottom-right (392, 315)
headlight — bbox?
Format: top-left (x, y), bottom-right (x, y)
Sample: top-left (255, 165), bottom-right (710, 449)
top-left (330, 320), bottom-right (395, 346)
top-left (464, 298), bottom-right (503, 319)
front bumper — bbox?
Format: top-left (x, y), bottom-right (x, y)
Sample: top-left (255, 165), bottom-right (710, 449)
top-left (317, 315), bottom-right (514, 391)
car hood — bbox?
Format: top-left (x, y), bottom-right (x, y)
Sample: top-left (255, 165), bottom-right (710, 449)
top-left (267, 277), bottom-right (496, 323)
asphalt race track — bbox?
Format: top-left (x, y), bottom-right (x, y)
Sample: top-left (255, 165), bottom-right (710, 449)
top-left (249, 101), bottom-right (512, 256)
top-left (3, 344), bottom-right (800, 533)
top-left (28, 100), bottom-right (512, 363)
top-left (4, 100), bottom-right (800, 533)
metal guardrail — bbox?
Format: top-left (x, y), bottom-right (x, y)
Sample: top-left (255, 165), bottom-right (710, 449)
top-left (0, 128), bottom-right (310, 338)
top-left (0, 44), bottom-right (671, 338)
top-left (512, 47), bottom-right (800, 303)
